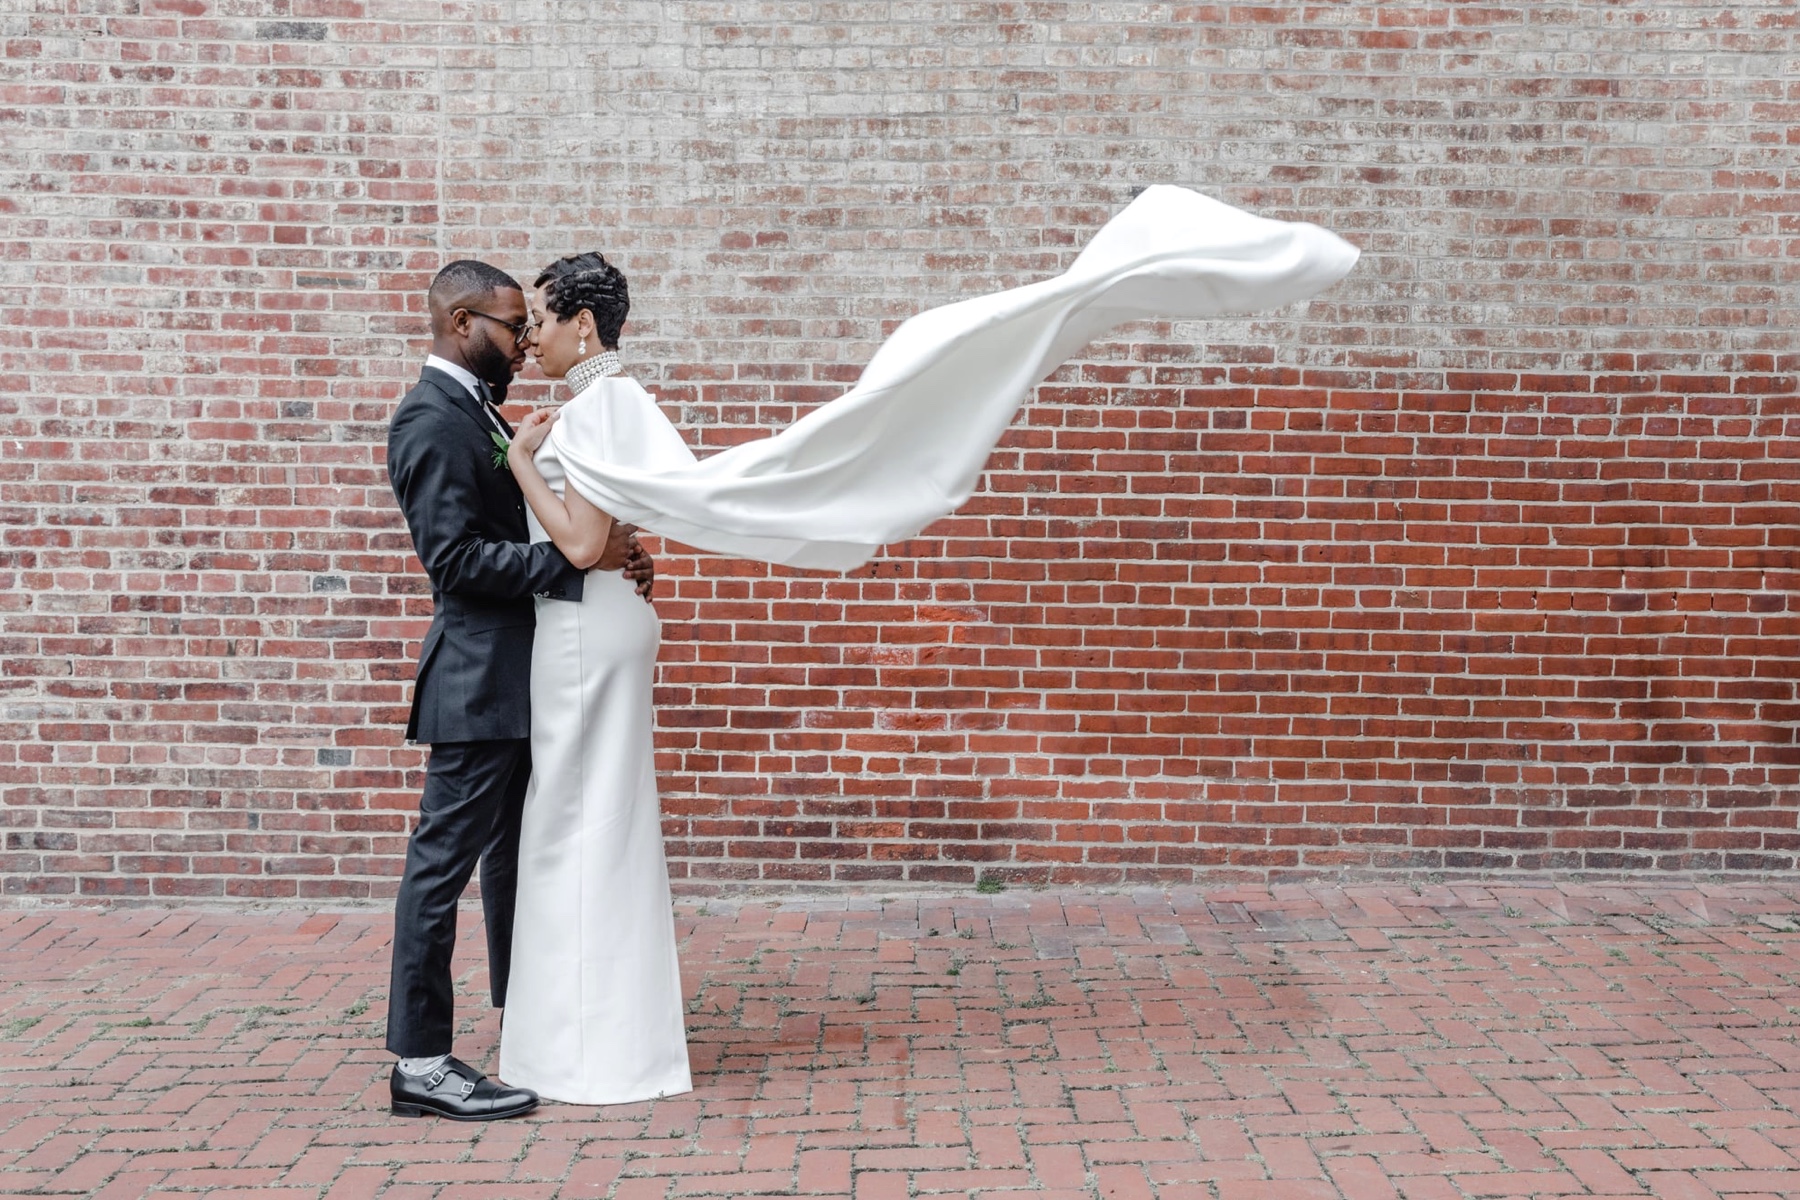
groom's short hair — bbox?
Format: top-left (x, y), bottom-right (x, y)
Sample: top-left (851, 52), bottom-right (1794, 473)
top-left (427, 260), bottom-right (522, 334)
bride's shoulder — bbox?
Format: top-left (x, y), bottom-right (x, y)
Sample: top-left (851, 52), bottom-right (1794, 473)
top-left (554, 376), bottom-right (633, 441)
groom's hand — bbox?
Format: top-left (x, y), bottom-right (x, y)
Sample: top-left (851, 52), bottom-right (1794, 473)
top-left (594, 521), bottom-right (637, 571)
top-left (594, 523), bottom-right (655, 601)
top-left (622, 535), bottom-right (654, 603)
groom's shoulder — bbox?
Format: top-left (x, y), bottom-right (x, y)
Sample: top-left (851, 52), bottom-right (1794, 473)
top-left (390, 375), bottom-right (460, 436)
top-left (396, 368), bottom-right (458, 409)
top-left (387, 383), bottom-right (474, 487)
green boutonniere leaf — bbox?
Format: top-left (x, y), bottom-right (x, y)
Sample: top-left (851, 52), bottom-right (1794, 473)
top-left (490, 430), bottom-right (510, 470)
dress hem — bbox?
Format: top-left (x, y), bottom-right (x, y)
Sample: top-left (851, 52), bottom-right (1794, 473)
top-left (517, 1077), bottom-right (695, 1107)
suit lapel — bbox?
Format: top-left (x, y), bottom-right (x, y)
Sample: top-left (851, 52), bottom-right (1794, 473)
top-left (419, 366), bottom-right (508, 444)
top-left (484, 392), bottom-right (516, 438)
top-left (414, 367), bottom-right (527, 535)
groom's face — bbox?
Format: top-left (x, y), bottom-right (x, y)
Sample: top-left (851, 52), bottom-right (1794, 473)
top-left (464, 285), bottom-right (531, 394)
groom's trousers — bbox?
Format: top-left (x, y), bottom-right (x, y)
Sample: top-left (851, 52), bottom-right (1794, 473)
top-left (385, 738), bottom-right (532, 1057)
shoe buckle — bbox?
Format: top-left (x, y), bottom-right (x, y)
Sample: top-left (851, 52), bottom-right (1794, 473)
top-left (459, 1078), bottom-right (476, 1097)
top-left (427, 1069), bottom-right (447, 1088)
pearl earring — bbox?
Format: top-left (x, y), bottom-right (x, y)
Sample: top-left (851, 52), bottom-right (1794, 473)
top-left (578, 336), bottom-right (586, 356)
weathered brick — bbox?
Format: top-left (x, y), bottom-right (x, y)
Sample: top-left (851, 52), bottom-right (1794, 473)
top-left (3, 3), bottom-right (1797, 897)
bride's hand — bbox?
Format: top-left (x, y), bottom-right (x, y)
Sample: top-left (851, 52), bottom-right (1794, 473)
top-left (507, 408), bottom-right (558, 465)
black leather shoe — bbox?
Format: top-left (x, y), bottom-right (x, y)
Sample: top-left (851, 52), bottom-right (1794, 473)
top-left (389, 1056), bottom-right (538, 1121)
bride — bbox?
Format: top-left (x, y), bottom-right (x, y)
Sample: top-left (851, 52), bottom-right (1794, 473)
top-left (493, 187), bottom-right (1357, 1106)
top-left (497, 252), bottom-right (692, 1106)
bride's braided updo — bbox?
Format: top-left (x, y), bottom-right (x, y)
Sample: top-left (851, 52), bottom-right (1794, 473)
top-left (534, 252), bottom-right (629, 348)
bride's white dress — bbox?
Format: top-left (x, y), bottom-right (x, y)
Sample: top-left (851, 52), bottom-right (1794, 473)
top-left (497, 187), bottom-right (1357, 1105)
top-left (497, 412), bottom-right (694, 1106)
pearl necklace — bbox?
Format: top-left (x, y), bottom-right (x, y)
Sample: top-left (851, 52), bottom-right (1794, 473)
top-left (565, 350), bottom-right (623, 395)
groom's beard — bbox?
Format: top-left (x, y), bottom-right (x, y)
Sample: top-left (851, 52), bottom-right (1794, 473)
top-left (465, 329), bottom-right (517, 404)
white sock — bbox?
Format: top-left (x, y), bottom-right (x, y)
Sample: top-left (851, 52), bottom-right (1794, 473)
top-left (397, 1054), bottom-right (449, 1076)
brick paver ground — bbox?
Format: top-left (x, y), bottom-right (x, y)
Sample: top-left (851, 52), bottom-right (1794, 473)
top-left (2, 883), bottom-right (1798, 1199)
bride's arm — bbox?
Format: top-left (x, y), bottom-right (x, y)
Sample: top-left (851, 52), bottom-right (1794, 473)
top-left (507, 409), bottom-right (615, 570)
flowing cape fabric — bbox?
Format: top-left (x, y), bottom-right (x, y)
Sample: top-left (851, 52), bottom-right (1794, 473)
top-left (549, 185), bottom-right (1359, 571)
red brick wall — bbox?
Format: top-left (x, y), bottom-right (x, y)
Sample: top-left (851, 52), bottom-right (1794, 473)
top-left (4, 2), bottom-right (1797, 899)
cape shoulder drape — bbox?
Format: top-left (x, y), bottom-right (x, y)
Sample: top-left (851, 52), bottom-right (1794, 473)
top-left (548, 185), bottom-right (1360, 571)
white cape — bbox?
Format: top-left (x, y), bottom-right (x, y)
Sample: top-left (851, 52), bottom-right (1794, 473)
top-left (549, 185), bottom-right (1359, 571)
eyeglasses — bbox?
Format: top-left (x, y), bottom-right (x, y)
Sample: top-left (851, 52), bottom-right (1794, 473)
top-left (462, 308), bottom-right (535, 348)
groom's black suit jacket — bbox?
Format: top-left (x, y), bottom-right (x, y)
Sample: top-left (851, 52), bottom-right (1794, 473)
top-left (387, 366), bottom-right (584, 743)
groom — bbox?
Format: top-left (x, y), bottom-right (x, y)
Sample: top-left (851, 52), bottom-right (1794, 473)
top-left (382, 259), bottom-right (653, 1120)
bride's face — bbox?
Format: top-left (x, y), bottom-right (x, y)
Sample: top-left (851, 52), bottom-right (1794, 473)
top-left (527, 285), bottom-right (593, 381)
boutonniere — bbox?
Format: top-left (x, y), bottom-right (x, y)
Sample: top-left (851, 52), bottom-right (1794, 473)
top-left (490, 430), bottom-right (510, 470)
